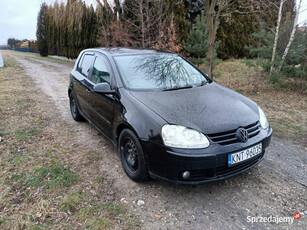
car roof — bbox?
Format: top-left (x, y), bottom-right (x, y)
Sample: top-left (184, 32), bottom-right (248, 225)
top-left (84, 47), bottom-right (174, 56)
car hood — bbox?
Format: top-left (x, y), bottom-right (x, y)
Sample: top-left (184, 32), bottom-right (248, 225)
top-left (129, 82), bottom-right (260, 134)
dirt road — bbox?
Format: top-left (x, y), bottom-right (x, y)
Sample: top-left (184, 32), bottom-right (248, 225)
top-left (9, 52), bottom-right (306, 229)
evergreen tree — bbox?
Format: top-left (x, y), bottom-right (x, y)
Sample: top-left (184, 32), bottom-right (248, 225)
top-left (217, 13), bottom-right (259, 59)
top-left (184, 0), bottom-right (204, 23)
top-left (7, 38), bottom-right (22, 48)
top-left (36, 3), bottom-right (48, 56)
top-left (245, 23), bottom-right (274, 73)
top-left (185, 11), bottom-right (208, 64)
top-left (245, 23), bottom-right (274, 60)
top-left (96, 0), bottom-right (114, 47)
top-left (282, 30), bottom-right (307, 78)
top-left (169, 0), bottom-right (189, 44)
top-left (46, 4), bottom-right (57, 55)
top-left (59, 2), bottom-right (67, 57)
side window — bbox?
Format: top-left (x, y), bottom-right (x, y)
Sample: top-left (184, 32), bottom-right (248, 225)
top-left (91, 56), bottom-right (111, 84)
top-left (78, 54), bottom-right (94, 77)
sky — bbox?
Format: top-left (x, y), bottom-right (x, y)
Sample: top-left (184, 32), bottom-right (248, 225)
top-left (0, 0), bottom-right (97, 45)
top-left (0, 0), bottom-right (306, 45)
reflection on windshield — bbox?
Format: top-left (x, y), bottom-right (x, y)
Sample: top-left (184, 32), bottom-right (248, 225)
top-left (114, 54), bottom-right (207, 90)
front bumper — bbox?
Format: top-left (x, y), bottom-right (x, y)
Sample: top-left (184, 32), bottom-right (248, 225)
top-left (142, 127), bottom-right (272, 185)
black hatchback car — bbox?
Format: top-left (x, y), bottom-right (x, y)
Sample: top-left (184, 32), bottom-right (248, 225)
top-left (68, 48), bottom-right (272, 184)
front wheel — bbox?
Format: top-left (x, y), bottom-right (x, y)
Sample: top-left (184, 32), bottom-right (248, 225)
top-left (118, 129), bottom-right (148, 182)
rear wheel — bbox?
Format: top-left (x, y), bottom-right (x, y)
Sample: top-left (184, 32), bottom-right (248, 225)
top-left (69, 92), bottom-right (84, 121)
top-left (118, 129), bottom-right (148, 182)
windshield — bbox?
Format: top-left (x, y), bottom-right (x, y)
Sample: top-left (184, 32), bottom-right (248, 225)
top-left (114, 54), bottom-right (208, 91)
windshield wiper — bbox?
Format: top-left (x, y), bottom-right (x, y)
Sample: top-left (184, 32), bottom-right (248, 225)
top-left (198, 80), bottom-right (208, 87)
top-left (162, 85), bottom-right (193, 91)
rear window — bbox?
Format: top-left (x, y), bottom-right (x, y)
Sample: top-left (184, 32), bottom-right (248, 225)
top-left (78, 54), bottom-right (94, 77)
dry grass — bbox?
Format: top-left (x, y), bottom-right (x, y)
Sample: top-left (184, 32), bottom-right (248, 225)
top-left (0, 54), bottom-right (138, 229)
top-left (3, 50), bottom-right (74, 66)
top-left (211, 59), bottom-right (307, 143)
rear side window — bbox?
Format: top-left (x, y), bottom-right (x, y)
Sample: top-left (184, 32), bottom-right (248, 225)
top-left (78, 54), bottom-right (94, 77)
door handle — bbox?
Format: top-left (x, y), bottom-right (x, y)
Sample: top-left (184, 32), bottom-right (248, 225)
top-left (86, 89), bottom-right (91, 95)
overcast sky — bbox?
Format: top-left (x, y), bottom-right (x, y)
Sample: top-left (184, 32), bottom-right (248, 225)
top-left (0, 0), bottom-right (96, 45)
top-left (0, 0), bottom-right (306, 45)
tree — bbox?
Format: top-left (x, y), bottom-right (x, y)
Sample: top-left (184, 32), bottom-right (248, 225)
top-left (7, 38), bottom-right (22, 48)
top-left (36, 3), bottom-right (49, 56)
top-left (153, 14), bottom-right (183, 52)
top-left (169, 0), bottom-right (189, 44)
top-left (216, 1), bottom-right (259, 59)
top-left (203, 0), bottom-right (251, 77)
top-left (270, 0), bottom-right (286, 74)
top-left (185, 11), bottom-right (208, 64)
top-left (278, 0), bottom-right (303, 71)
top-left (282, 29), bottom-right (307, 78)
top-left (122, 0), bottom-right (185, 50)
top-left (151, 1), bottom-right (184, 52)
top-left (185, 0), bottom-right (205, 23)
top-left (122, 0), bottom-right (157, 47)
top-left (96, 0), bottom-right (115, 47)
top-left (204, 0), bottom-right (231, 78)
top-left (109, 20), bottom-right (135, 46)
top-left (245, 23), bottom-right (274, 59)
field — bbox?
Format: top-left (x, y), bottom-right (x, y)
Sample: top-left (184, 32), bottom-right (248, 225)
top-left (213, 60), bottom-right (307, 143)
top-left (0, 53), bottom-right (137, 229)
top-left (0, 50), bottom-right (306, 230)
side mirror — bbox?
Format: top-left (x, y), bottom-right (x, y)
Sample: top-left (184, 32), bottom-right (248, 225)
top-left (93, 82), bottom-right (116, 94)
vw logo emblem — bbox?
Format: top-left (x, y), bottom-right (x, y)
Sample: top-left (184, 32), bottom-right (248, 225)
top-left (236, 128), bottom-right (249, 142)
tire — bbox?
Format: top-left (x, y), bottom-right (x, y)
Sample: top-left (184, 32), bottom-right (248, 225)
top-left (118, 129), bottom-right (149, 182)
top-left (69, 92), bottom-right (84, 121)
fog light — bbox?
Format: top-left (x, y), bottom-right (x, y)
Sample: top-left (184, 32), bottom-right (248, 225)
top-left (182, 171), bottom-right (190, 179)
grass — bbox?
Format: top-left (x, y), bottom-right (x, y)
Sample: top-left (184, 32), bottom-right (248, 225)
top-left (94, 175), bottom-right (105, 183)
top-left (15, 129), bottom-right (41, 140)
top-left (12, 163), bottom-right (78, 189)
top-left (0, 131), bottom-right (10, 136)
top-left (3, 49), bottom-right (74, 65)
top-left (59, 191), bottom-right (83, 212)
top-left (205, 59), bottom-right (306, 143)
top-left (1, 50), bottom-right (304, 228)
top-left (77, 202), bottom-right (137, 230)
top-left (0, 52), bottom-right (137, 229)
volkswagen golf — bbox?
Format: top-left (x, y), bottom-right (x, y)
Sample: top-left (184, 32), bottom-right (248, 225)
top-left (68, 48), bottom-right (272, 184)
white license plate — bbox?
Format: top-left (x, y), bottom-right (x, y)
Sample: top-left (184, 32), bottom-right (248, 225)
top-left (228, 143), bottom-right (262, 166)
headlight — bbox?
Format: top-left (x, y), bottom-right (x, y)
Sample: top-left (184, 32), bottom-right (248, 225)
top-left (258, 106), bottom-right (269, 129)
top-left (161, 125), bottom-right (210, 149)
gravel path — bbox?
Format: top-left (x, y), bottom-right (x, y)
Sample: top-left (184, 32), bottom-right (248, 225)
top-left (11, 53), bottom-right (306, 230)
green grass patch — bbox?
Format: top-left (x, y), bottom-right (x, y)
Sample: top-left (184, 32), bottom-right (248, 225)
top-left (93, 175), bottom-right (105, 183)
top-left (29, 224), bottom-right (51, 230)
top-left (15, 129), bottom-right (41, 140)
top-left (13, 163), bottom-right (78, 189)
top-left (0, 131), bottom-right (10, 136)
top-left (59, 191), bottom-right (83, 212)
top-left (88, 216), bottom-right (112, 229)
top-left (78, 202), bottom-right (125, 218)
top-left (77, 202), bottom-right (136, 230)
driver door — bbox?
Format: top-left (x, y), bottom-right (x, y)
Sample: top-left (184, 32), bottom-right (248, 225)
top-left (88, 54), bottom-right (115, 139)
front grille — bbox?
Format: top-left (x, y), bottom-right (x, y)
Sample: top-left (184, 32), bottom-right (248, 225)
top-left (207, 121), bottom-right (261, 145)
